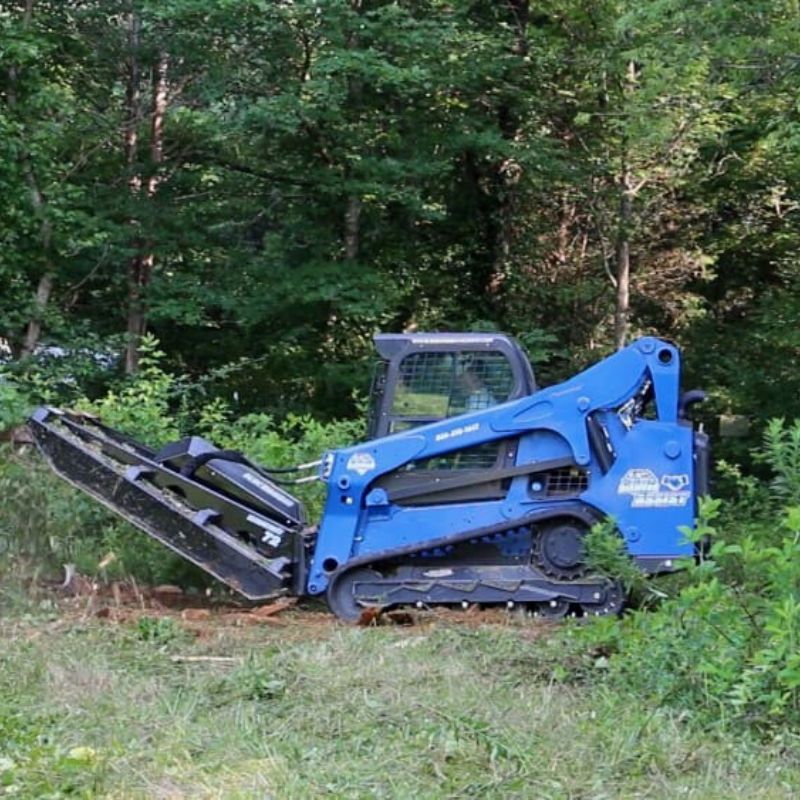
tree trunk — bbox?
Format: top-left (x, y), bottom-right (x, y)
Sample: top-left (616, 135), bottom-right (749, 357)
top-left (124, 10), bottom-right (143, 374)
top-left (18, 147), bottom-right (54, 357)
top-left (488, 0), bottom-right (528, 297)
top-left (8, 1), bottom-right (55, 358)
top-left (614, 175), bottom-right (632, 350)
top-left (344, 196), bottom-right (361, 259)
top-left (342, 0), bottom-right (363, 261)
top-left (21, 273), bottom-right (54, 358)
top-left (613, 60), bottom-right (638, 351)
top-left (124, 19), bottom-right (168, 374)
top-left (148, 51), bottom-right (169, 194)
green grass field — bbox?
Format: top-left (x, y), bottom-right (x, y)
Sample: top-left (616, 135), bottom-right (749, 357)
top-left (2, 601), bottom-right (800, 799)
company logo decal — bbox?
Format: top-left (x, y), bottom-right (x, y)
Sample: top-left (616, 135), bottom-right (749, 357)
top-left (346, 452), bottom-right (377, 476)
top-left (618, 469), bottom-right (690, 508)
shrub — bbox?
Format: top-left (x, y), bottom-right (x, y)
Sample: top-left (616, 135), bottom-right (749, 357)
top-left (0, 446), bottom-right (110, 572)
top-left (583, 518), bottom-right (649, 595)
top-left (0, 379), bottom-right (30, 430)
top-left (80, 335), bottom-right (180, 447)
top-left (577, 421), bottom-right (800, 729)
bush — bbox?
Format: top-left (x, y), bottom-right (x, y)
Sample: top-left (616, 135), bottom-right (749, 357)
top-left (80, 336), bottom-right (181, 447)
top-left (577, 421), bottom-right (800, 729)
top-left (0, 446), bottom-right (109, 573)
top-left (0, 379), bottom-right (30, 430)
top-left (0, 445), bottom-right (201, 593)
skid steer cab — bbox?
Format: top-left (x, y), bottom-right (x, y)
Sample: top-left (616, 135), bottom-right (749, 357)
top-left (366, 333), bottom-right (536, 438)
top-left (29, 334), bottom-right (709, 621)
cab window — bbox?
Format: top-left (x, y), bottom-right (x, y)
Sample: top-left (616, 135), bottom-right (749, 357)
top-left (390, 351), bottom-right (515, 420)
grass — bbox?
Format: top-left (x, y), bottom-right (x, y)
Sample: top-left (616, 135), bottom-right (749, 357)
top-left (2, 604), bottom-right (800, 799)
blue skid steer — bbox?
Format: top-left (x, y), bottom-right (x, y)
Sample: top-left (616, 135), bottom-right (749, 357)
top-left (29, 334), bottom-right (709, 621)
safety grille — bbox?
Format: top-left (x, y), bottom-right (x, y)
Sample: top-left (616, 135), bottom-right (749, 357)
top-left (391, 351), bottom-right (515, 418)
top-left (531, 467), bottom-right (589, 497)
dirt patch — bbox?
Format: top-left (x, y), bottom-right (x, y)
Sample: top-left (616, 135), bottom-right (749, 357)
top-left (37, 574), bottom-right (549, 641)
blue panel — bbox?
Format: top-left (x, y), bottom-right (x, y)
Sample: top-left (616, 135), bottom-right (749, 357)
top-left (582, 421), bottom-right (695, 556)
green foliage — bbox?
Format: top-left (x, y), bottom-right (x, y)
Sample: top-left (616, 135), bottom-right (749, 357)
top-left (583, 518), bottom-right (648, 594)
top-left (0, 708), bottom-right (103, 799)
top-left (0, 445), bottom-right (110, 569)
top-left (72, 521), bottom-right (206, 590)
top-left (216, 653), bottom-right (287, 704)
top-left (713, 458), bottom-right (772, 521)
top-left (0, 441), bottom-right (201, 593)
top-left (83, 336), bottom-right (180, 447)
top-left (578, 422), bottom-right (800, 729)
top-left (135, 616), bottom-right (185, 648)
top-left (0, 0), bottom-right (795, 428)
top-left (760, 419), bottom-right (800, 507)
top-left (0, 378), bottom-right (29, 430)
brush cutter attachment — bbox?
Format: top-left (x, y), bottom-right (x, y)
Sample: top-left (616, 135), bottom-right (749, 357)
top-left (28, 407), bottom-right (308, 601)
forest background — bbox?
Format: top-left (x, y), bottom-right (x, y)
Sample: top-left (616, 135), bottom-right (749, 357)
top-left (1, 0), bottom-right (798, 446)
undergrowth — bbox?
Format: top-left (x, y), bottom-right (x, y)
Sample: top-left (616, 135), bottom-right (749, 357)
top-left (577, 419), bottom-right (800, 730)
